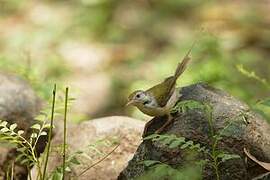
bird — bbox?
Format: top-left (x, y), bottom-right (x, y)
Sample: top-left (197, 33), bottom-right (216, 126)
top-left (126, 42), bottom-right (195, 134)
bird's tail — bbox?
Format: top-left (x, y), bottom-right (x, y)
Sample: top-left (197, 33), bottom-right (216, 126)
top-left (173, 39), bottom-right (197, 81)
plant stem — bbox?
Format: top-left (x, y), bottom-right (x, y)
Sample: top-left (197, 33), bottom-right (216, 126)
top-left (62, 87), bottom-right (69, 180)
top-left (42, 84), bottom-right (57, 180)
top-left (27, 165), bottom-right (33, 180)
top-left (77, 144), bottom-right (120, 177)
top-left (213, 157), bottom-right (220, 180)
top-left (11, 161), bottom-right (14, 180)
top-left (205, 104), bottom-right (220, 180)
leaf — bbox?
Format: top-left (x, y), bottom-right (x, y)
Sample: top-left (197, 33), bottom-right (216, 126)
top-left (0, 121), bottom-right (8, 127)
top-left (31, 124), bottom-right (41, 130)
top-left (0, 127), bottom-right (9, 133)
top-left (65, 166), bottom-right (71, 172)
top-left (51, 172), bottom-right (63, 180)
top-left (244, 148), bottom-right (270, 171)
top-left (180, 143), bottom-right (190, 149)
top-left (180, 141), bottom-right (193, 149)
top-left (143, 134), bottom-right (159, 140)
top-left (217, 153), bottom-right (240, 162)
top-left (18, 130), bottom-right (24, 136)
top-left (168, 137), bottom-right (185, 149)
top-left (88, 146), bottom-right (103, 155)
top-left (199, 146), bottom-right (207, 153)
top-left (10, 123), bottom-right (17, 131)
top-left (40, 131), bottom-right (47, 136)
top-left (17, 147), bottom-right (26, 152)
top-left (31, 133), bottom-right (37, 138)
top-left (168, 140), bottom-right (181, 149)
top-left (70, 157), bottom-right (80, 165)
top-left (44, 124), bottom-right (52, 129)
top-left (20, 159), bottom-right (30, 165)
top-left (161, 136), bottom-right (176, 145)
top-left (35, 114), bottom-right (47, 122)
top-left (80, 152), bottom-right (92, 160)
top-left (191, 143), bottom-right (201, 150)
top-left (154, 135), bottom-right (169, 142)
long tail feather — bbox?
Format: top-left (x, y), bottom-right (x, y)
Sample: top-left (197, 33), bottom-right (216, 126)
top-left (173, 39), bottom-right (197, 82)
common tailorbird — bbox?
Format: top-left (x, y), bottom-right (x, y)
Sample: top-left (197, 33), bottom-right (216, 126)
top-left (126, 42), bottom-right (195, 134)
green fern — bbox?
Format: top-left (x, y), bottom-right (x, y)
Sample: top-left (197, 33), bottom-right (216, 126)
top-left (144, 134), bottom-right (208, 153)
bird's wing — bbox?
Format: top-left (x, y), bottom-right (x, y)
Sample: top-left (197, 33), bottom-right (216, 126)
top-left (146, 76), bottom-right (175, 107)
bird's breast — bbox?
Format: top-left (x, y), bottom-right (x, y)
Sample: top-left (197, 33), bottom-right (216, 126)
top-left (136, 104), bottom-right (168, 117)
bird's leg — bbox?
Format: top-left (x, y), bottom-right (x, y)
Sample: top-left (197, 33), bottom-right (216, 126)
top-left (155, 114), bottom-right (173, 134)
top-left (154, 89), bottom-right (180, 134)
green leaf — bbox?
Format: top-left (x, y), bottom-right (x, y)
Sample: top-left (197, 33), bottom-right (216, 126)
top-left (15, 153), bottom-right (25, 162)
top-left (40, 131), bottom-right (47, 136)
top-left (31, 124), bottom-right (41, 130)
top-left (154, 135), bottom-right (169, 142)
top-left (17, 147), bottom-right (26, 152)
top-left (161, 135), bottom-right (177, 145)
top-left (70, 157), bottom-right (80, 165)
top-left (0, 128), bottom-right (9, 133)
top-left (169, 137), bottom-right (185, 148)
top-left (52, 172), bottom-right (63, 180)
top-left (0, 121), bottom-right (8, 127)
top-left (20, 159), bottom-right (30, 165)
top-left (217, 153), bottom-right (240, 162)
top-left (18, 130), bottom-right (24, 136)
top-left (44, 124), bottom-right (52, 129)
top-left (10, 123), bottom-right (17, 131)
top-left (35, 114), bottom-right (47, 122)
top-left (65, 166), bottom-right (71, 172)
top-left (169, 140), bottom-right (181, 148)
top-left (31, 133), bottom-right (37, 138)
top-left (181, 144), bottom-right (189, 149)
top-left (191, 143), bottom-right (201, 150)
top-left (143, 134), bottom-right (159, 140)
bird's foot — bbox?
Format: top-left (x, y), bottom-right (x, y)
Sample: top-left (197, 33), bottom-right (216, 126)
top-left (155, 116), bottom-right (173, 134)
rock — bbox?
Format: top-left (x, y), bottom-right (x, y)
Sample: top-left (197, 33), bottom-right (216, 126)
top-left (0, 72), bottom-right (41, 179)
top-left (119, 83), bottom-right (270, 180)
top-left (0, 72), bottom-right (41, 131)
top-left (32, 116), bottom-right (145, 180)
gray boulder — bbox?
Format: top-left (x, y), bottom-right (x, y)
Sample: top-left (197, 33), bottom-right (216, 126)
top-left (119, 83), bottom-right (270, 180)
top-left (0, 72), bottom-right (41, 179)
top-left (0, 72), bottom-right (41, 131)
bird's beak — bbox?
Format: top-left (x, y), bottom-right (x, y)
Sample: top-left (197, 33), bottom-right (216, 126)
top-left (126, 100), bottom-right (134, 106)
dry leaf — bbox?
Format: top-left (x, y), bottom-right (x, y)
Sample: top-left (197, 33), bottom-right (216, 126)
top-left (244, 148), bottom-right (270, 171)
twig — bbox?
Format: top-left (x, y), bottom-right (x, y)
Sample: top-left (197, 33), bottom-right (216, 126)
top-left (11, 161), bottom-right (14, 180)
top-left (77, 143), bottom-right (120, 177)
top-left (27, 165), bottom-right (33, 180)
top-left (42, 84), bottom-right (57, 180)
top-left (62, 87), bottom-right (69, 180)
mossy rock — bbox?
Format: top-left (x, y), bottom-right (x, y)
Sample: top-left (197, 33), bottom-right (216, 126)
top-left (119, 83), bottom-right (270, 180)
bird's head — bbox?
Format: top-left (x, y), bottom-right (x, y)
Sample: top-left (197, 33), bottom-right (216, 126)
top-left (126, 90), bottom-right (149, 107)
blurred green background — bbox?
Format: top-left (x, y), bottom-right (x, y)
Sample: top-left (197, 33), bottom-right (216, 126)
top-left (0, 0), bottom-right (269, 121)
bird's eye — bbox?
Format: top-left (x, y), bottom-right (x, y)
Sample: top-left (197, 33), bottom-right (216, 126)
top-left (136, 94), bottom-right (141, 98)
